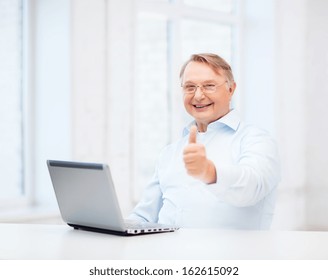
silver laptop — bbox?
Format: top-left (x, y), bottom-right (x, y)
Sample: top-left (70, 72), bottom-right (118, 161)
top-left (47, 160), bottom-right (178, 236)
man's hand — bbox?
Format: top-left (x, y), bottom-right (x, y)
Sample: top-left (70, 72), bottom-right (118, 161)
top-left (183, 125), bottom-right (217, 184)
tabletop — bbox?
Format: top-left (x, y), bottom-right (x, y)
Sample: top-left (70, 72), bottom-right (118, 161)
top-left (1, 223), bottom-right (328, 260)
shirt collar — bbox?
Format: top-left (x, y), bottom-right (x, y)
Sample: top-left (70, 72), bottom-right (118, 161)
top-left (182, 109), bottom-right (241, 136)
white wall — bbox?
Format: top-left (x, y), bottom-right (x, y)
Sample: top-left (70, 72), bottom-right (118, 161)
top-left (270, 0), bottom-right (308, 230)
top-left (305, 0), bottom-right (328, 230)
top-left (271, 0), bottom-right (328, 230)
top-left (71, 0), bottom-right (107, 162)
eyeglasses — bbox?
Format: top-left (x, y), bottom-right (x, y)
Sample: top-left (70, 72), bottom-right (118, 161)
top-left (181, 81), bottom-right (227, 95)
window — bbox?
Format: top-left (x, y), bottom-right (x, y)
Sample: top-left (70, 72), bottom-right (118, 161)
top-left (133, 13), bottom-right (170, 197)
top-left (0, 0), bottom-right (24, 202)
top-left (132, 0), bottom-right (239, 199)
top-left (184, 0), bottom-right (234, 13)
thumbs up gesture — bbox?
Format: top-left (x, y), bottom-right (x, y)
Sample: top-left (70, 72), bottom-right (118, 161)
top-left (183, 125), bottom-right (217, 184)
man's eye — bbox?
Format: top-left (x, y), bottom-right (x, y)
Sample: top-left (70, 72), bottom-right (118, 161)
top-left (185, 85), bottom-right (196, 90)
top-left (203, 84), bottom-right (216, 89)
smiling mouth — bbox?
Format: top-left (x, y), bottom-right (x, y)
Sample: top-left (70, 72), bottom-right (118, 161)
top-left (193, 103), bottom-right (213, 109)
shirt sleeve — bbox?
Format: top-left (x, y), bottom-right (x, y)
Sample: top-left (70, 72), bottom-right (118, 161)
top-left (204, 127), bottom-right (281, 207)
top-left (128, 166), bottom-right (163, 223)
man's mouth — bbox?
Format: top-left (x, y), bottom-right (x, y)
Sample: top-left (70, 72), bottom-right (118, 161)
top-left (193, 103), bottom-right (213, 109)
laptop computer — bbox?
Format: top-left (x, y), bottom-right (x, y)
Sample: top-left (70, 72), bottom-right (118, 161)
top-left (47, 160), bottom-right (178, 236)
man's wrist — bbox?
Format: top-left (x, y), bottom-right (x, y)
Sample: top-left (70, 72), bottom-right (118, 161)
top-left (202, 160), bottom-right (217, 184)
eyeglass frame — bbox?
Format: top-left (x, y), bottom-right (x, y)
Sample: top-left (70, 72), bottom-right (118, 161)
top-left (181, 80), bottom-right (228, 95)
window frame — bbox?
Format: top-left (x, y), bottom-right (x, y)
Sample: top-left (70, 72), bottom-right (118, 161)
top-left (0, 0), bottom-right (33, 210)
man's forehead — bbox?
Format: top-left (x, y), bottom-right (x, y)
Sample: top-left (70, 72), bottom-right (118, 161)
top-left (185, 61), bottom-right (223, 73)
top-left (183, 62), bottom-right (224, 80)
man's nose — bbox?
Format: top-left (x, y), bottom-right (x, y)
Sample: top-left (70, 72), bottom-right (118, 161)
top-left (194, 86), bottom-right (205, 100)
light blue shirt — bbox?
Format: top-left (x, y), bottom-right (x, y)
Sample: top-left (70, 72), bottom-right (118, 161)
top-left (129, 110), bottom-right (281, 230)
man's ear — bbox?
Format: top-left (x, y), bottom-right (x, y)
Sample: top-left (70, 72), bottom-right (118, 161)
top-left (229, 82), bottom-right (236, 95)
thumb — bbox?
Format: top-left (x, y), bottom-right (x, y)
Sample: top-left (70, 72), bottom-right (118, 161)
top-left (189, 125), bottom-right (197, 144)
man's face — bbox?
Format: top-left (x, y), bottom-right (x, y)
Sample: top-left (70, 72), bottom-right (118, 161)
top-left (181, 61), bottom-right (235, 131)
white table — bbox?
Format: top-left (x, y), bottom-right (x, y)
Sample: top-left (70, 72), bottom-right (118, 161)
top-left (1, 223), bottom-right (328, 259)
